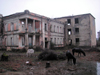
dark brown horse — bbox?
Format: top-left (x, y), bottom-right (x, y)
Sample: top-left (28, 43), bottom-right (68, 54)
top-left (66, 51), bottom-right (76, 65)
top-left (72, 48), bottom-right (86, 56)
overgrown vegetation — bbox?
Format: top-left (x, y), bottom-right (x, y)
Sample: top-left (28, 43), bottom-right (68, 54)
top-left (38, 50), bottom-right (58, 60)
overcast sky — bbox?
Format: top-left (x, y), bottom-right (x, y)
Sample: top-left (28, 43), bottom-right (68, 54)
top-left (0, 0), bottom-right (100, 38)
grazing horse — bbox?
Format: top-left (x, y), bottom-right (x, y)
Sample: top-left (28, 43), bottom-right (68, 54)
top-left (66, 51), bottom-right (76, 65)
top-left (26, 49), bottom-right (34, 57)
top-left (72, 48), bottom-right (86, 56)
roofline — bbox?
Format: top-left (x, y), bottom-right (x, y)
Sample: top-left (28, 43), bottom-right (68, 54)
top-left (3, 10), bottom-right (63, 24)
top-left (54, 13), bottom-right (95, 19)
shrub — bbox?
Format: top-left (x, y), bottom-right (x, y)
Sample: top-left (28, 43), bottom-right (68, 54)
top-left (1, 52), bottom-right (9, 61)
top-left (50, 41), bottom-right (55, 49)
top-left (38, 50), bottom-right (58, 60)
top-left (58, 52), bottom-right (66, 60)
top-left (34, 46), bottom-right (43, 51)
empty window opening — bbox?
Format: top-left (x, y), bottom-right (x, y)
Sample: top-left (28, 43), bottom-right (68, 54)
top-left (11, 22), bottom-right (14, 31)
top-left (76, 38), bottom-right (79, 43)
top-left (50, 38), bottom-right (52, 42)
top-left (11, 37), bottom-right (13, 46)
top-left (67, 19), bottom-right (71, 25)
top-left (58, 38), bottom-right (59, 44)
top-left (29, 36), bottom-right (32, 47)
top-left (54, 25), bottom-right (55, 32)
top-left (57, 26), bottom-right (59, 32)
top-left (68, 39), bottom-right (72, 45)
top-left (55, 38), bottom-right (56, 44)
top-left (50, 25), bottom-right (52, 32)
top-left (75, 18), bottom-right (79, 24)
top-left (75, 28), bottom-right (79, 33)
top-left (45, 23), bottom-right (47, 31)
top-left (68, 29), bottom-right (72, 35)
top-left (22, 36), bottom-right (25, 46)
top-left (22, 21), bottom-right (25, 25)
top-left (45, 38), bottom-right (47, 41)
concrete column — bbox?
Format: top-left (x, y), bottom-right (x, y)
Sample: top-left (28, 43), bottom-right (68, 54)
top-left (40, 21), bottom-right (41, 31)
top-left (33, 20), bottom-right (35, 32)
top-left (33, 35), bottom-right (35, 46)
top-left (25, 18), bottom-right (28, 49)
top-left (25, 18), bottom-right (28, 31)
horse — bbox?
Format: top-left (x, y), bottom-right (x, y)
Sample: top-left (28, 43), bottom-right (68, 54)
top-left (26, 49), bottom-right (34, 57)
top-left (72, 48), bottom-right (86, 56)
top-left (66, 51), bottom-right (76, 65)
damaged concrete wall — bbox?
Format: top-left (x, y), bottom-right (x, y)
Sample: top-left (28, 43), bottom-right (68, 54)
top-left (50, 21), bottom-right (64, 47)
top-left (55, 14), bottom-right (96, 47)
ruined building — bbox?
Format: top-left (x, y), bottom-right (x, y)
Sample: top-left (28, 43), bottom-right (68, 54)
top-left (0, 10), bottom-right (96, 50)
top-left (55, 14), bottom-right (96, 47)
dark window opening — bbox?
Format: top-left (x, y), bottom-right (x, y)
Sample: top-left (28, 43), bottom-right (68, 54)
top-left (55, 38), bottom-right (56, 44)
top-left (45, 38), bottom-right (48, 48)
top-left (29, 36), bottom-right (32, 47)
top-left (68, 39), bottom-right (72, 46)
top-left (11, 37), bottom-right (13, 46)
top-left (76, 38), bottom-right (79, 43)
top-left (45, 38), bottom-right (47, 41)
top-left (67, 19), bottom-right (71, 25)
top-left (45, 24), bottom-right (47, 31)
top-left (68, 29), bottom-right (72, 35)
top-left (75, 18), bottom-right (79, 24)
top-left (50, 25), bottom-right (52, 32)
top-left (22, 36), bottom-right (25, 46)
top-left (75, 28), bottom-right (79, 33)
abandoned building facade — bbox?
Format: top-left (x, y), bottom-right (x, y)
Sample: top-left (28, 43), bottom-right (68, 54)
top-left (0, 10), bottom-right (96, 50)
top-left (55, 14), bottom-right (96, 47)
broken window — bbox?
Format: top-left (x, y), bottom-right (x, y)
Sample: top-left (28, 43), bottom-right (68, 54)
top-left (54, 25), bottom-right (55, 32)
top-left (28, 23), bottom-right (32, 32)
top-left (75, 18), bottom-right (79, 24)
top-left (29, 36), bottom-right (32, 47)
top-left (55, 38), bottom-right (56, 44)
top-left (11, 22), bottom-right (14, 31)
top-left (76, 38), bottom-right (79, 44)
top-left (58, 38), bottom-right (59, 44)
top-left (75, 28), bottom-right (79, 33)
top-left (22, 36), bottom-right (25, 46)
top-left (11, 37), bottom-right (13, 46)
top-left (5, 24), bottom-right (8, 31)
top-left (57, 26), bottom-right (59, 32)
top-left (45, 23), bottom-right (47, 31)
top-left (5, 38), bottom-right (6, 46)
top-left (68, 39), bottom-right (72, 45)
top-left (50, 25), bottom-right (52, 32)
top-left (50, 38), bottom-right (52, 42)
top-left (68, 29), bottom-right (72, 35)
top-left (45, 38), bottom-right (47, 41)
top-left (67, 19), bottom-right (71, 25)
top-left (60, 27), bottom-right (61, 32)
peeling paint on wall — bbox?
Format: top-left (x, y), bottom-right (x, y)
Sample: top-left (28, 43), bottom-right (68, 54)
top-left (8, 23), bottom-right (11, 31)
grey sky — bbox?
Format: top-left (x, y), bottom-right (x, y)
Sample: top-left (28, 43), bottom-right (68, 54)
top-left (0, 0), bottom-right (100, 38)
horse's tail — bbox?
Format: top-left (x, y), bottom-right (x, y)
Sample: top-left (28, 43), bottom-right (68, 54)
top-left (81, 50), bottom-right (86, 56)
top-left (72, 49), bottom-right (74, 55)
top-left (73, 57), bottom-right (76, 65)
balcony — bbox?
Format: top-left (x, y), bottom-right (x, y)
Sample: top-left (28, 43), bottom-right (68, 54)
top-left (18, 25), bottom-right (25, 34)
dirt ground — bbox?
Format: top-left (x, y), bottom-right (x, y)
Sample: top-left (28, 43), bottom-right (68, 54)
top-left (0, 48), bottom-right (100, 75)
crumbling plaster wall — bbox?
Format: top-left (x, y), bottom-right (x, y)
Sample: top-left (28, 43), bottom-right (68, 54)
top-left (50, 21), bottom-right (64, 46)
top-left (55, 14), bottom-right (96, 47)
top-left (89, 15), bottom-right (96, 46)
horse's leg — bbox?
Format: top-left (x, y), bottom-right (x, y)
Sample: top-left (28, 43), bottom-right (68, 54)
top-left (67, 58), bottom-right (70, 63)
top-left (80, 53), bottom-right (81, 56)
top-left (78, 53), bottom-right (79, 57)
